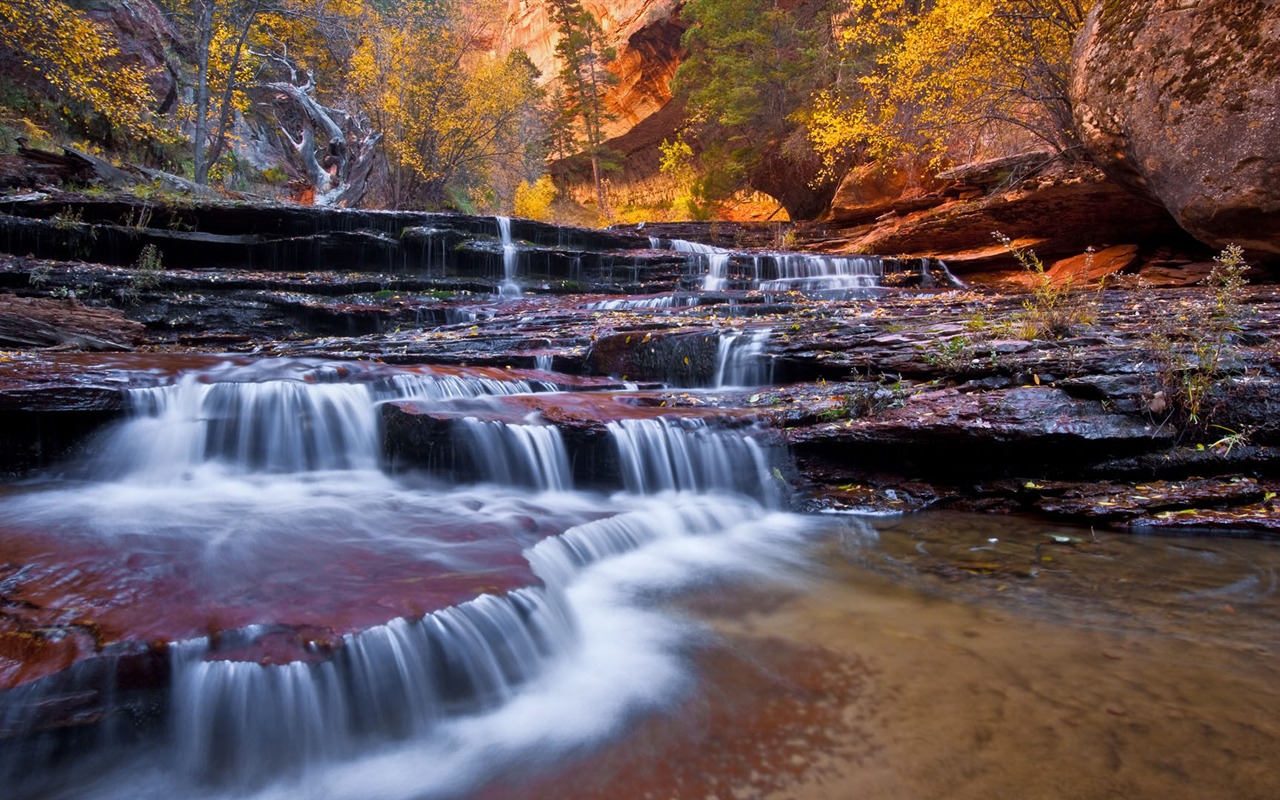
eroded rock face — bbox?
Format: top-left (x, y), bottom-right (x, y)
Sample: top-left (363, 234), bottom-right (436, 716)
top-left (504, 0), bottom-right (684, 140)
top-left (1070, 0), bottom-right (1280, 258)
top-left (825, 161), bottom-right (946, 226)
top-left (845, 162), bottom-right (1188, 268)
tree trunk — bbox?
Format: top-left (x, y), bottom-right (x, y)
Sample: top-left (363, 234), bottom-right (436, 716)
top-left (205, 10), bottom-right (259, 173)
top-left (263, 80), bottom-right (381, 208)
top-left (192, 0), bottom-right (214, 186)
top-left (591, 153), bottom-right (607, 218)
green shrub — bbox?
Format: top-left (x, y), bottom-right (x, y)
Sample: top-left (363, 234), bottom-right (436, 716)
top-left (1152, 244), bottom-right (1250, 428)
top-left (994, 232), bottom-right (1098, 339)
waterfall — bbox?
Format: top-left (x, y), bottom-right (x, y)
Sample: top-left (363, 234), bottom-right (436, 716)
top-left (106, 375), bottom-right (381, 477)
top-left (606, 418), bottom-right (784, 507)
top-left (703, 253), bottom-right (731, 291)
top-left (0, 348), bottom-right (817, 799)
top-left (584, 294), bottom-right (697, 311)
top-left (713, 328), bottom-right (773, 388)
top-left (934, 259), bottom-right (967, 288)
top-left (759, 254), bottom-right (884, 293)
top-left (455, 418), bottom-right (573, 491)
top-left (168, 587), bottom-right (571, 785)
top-left (659, 239), bottom-right (891, 293)
top-left (89, 363), bottom-right (565, 483)
top-left (495, 216), bottom-right (521, 299)
top-left (145, 488), bottom-right (797, 791)
top-left (527, 500), bottom-right (770, 586)
top-left (380, 371), bottom-right (550, 401)
top-left (663, 238), bottom-right (733, 290)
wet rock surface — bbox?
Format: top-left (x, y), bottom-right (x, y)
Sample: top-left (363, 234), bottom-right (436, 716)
top-left (2, 196), bottom-right (1279, 530)
top-left (3, 195), bottom-right (1280, 759)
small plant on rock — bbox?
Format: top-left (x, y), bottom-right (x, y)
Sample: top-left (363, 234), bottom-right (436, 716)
top-left (923, 335), bottom-right (970, 372)
top-left (122, 244), bottom-right (163, 304)
top-left (994, 232), bottom-right (1098, 339)
top-left (28, 263), bottom-right (51, 287)
top-left (1152, 244), bottom-right (1251, 428)
top-left (133, 244), bottom-right (163, 288)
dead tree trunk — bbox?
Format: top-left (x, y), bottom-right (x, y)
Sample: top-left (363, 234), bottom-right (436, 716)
top-left (260, 79), bottom-right (382, 208)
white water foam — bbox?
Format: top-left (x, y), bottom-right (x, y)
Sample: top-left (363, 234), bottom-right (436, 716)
top-left (712, 327), bottom-right (774, 388)
top-left (495, 216), bottom-right (521, 299)
top-left (606, 417), bottom-right (784, 507)
top-left (759, 254), bottom-right (884, 293)
top-left (15, 492), bottom-right (813, 800)
top-left (456, 418), bottom-right (573, 491)
top-left (2, 359), bottom-right (808, 800)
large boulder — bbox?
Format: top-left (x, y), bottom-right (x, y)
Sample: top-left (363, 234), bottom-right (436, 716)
top-left (843, 162), bottom-right (1188, 268)
top-left (1070, 0), bottom-right (1280, 259)
top-left (824, 160), bottom-right (947, 226)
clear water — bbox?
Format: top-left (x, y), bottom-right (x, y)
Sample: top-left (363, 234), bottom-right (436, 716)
top-left (0, 358), bottom-right (808, 799)
top-left (3, 359), bottom-right (1279, 800)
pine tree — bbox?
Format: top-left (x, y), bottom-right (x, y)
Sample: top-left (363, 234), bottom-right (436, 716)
top-left (546, 0), bottom-right (617, 218)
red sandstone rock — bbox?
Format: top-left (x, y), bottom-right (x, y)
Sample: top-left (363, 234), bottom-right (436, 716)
top-left (1070, 0), bottom-right (1280, 259)
top-left (824, 161), bottom-right (948, 226)
top-left (0, 295), bottom-right (145, 351)
top-left (839, 163), bottom-right (1185, 271)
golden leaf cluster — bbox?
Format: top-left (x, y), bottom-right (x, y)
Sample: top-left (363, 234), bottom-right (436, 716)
top-left (806, 0), bottom-right (1084, 178)
top-left (0, 0), bottom-right (174, 142)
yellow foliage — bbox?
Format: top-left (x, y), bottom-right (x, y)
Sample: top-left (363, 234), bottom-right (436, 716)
top-left (349, 0), bottom-right (544, 205)
top-left (0, 0), bottom-right (173, 142)
top-left (514, 176), bottom-right (558, 221)
top-left (808, 0), bottom-right (1083, 178)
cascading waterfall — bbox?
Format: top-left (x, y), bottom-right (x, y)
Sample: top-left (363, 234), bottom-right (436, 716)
top-left (455, 418), bottom-right (573, 491)
top-left (97, 365), bottom-right (555, 479)
top-left (169, 587), bottom-right (572, 786)
top-left (107, 375), bottom-right (382, 476)
top-left (380, 371), bottom-right (551, 402)
top-left (667, 238), bottom-right (723, 255)
top-left (495, 216), bottom-right (521, 299)
top-left (713, 328), bottom-right (774, 388)
top-left (527, 500), bottom-right (774, 586)
top-left (651, 237), bottom-right (910, 294)
top-left (606, 417), bottom-right (784, 507)
top-left (584, 294), bottom-right (698, 311)
top-left (662, 238), bottom-right (733, 290)
top-left (0, 357), bottom-right (807, 800)
top-left (934, 259), bottom-right (966, 288)
top-left (703, 253), bottom-right (731, 291)
top-left (759, 254), bottom-right (884, 293)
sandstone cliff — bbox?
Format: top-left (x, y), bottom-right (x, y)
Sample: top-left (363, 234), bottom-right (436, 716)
top-left (503, 0), bottom-right (684, 141)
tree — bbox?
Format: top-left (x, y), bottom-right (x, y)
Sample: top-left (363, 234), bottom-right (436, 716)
top-left (546, 0), bottom-right (617, 218)
top-left (347, 0), bottom-right (547, 209)
top-left (185, 0), bottom-right (266, 186)
top-left (672, 0), bottom-right (840, 218)
top-left (513, 174), bottom-right (557, 220)
top-left (0, 0), bottom-right (170, 146)
top-left (806, 0), bottom-right (1086, 176)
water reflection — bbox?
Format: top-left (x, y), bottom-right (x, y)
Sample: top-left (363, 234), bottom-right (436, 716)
top-left (491, 511), bottom-right (1280, 800)
top-left (840, 511), bottom-right (1280, 653)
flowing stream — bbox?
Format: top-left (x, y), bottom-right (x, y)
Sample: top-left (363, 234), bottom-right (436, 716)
top-left (1, 357), bottom-right (1278, 799)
